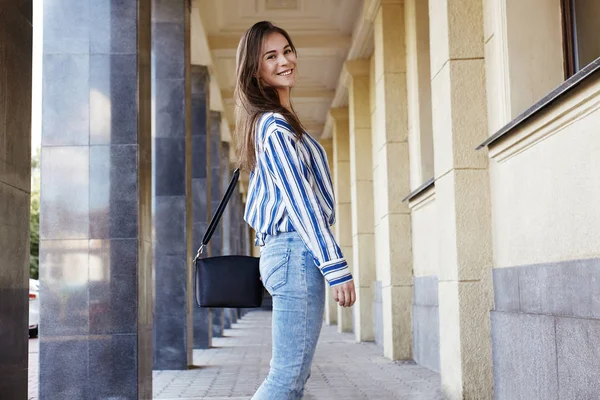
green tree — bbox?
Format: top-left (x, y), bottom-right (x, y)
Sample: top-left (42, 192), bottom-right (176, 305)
top-left (30, 150), bottom-right (40, 280)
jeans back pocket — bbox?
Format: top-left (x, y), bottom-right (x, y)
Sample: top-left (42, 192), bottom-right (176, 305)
top-left (259, 247), bottom-right (291, 293)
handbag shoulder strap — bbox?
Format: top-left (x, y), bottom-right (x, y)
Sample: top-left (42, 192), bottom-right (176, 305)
top-left (194, 168), bottom-right (240, 261)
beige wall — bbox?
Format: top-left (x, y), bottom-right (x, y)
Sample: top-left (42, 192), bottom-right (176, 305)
top-left (346, 59), bottom-right (376, 343)
top-left (484, 0), bottom-right (564, 133)
top-left (409, 190), bottom-right (438, 278)
top-left (489, 77), bottom-right (600, 268)
top-left (331, 108), bottom-right (354, 333)
top-left (574, 0), bottom-right (600, 67)
top-left (320, 138), bottom-right (338, 325)
top-left (371, 1), bottom-right (414, 360)
top-left (370, 55), bottom-right (384, 283)
top-left (405, 0), bottom-right (434, 189)
top-left (429, 0), bottom-right (493, 397)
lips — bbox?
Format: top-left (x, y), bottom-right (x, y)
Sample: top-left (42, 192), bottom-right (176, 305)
top-left (277, 69), bottom-right (294, 76)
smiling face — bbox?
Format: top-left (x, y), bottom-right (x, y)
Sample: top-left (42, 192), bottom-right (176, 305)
top-left (258, 32), bottom-right (297, 91)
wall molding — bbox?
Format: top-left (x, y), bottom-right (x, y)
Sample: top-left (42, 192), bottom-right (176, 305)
top-left (478, 58), bottom-right (600, 153)
top-left (489, 76), bottom-right (600, 162)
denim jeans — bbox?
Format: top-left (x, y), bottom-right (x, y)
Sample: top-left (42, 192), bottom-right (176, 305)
top-left (252, 231), bottom-right (326, 400)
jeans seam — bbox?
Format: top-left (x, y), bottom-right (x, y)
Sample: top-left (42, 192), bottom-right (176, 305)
top-left (292, 250), bottom-right (309, 398)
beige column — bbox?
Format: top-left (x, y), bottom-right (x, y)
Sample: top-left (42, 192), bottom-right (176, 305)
top-left (319, 138), bottom-right (338, 325)
top-left (372, 0), bottom-right (413, 360)
top-left (344, 60), bottom-right (375, 342)
top-left (330, 108), bottom-right (353, 333)
top-left (429, 0), bottom-right (493, 398)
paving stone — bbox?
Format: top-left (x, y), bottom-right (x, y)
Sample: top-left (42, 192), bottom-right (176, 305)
top-left (152, 311), bottom-right (442, 399)
top-left (29, 310), bottom-right (442, 399)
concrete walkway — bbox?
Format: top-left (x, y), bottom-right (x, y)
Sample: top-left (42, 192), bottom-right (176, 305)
top-left (153, 311), bottom-right (443, 400)
top-left (28, 311), bottom-right (442, 399)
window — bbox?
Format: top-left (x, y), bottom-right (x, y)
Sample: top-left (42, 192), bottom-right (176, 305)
top-left (562, 0), bottom-right (600, 77)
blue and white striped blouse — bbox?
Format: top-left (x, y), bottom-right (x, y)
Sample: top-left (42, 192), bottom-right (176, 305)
top-left (244, 112), bottom-right (353, 287)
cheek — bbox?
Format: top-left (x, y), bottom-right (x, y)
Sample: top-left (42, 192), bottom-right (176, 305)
top-left (258, 63), bottom-right (275, 80)
top-left (289, 54), bottom-right (298, 65)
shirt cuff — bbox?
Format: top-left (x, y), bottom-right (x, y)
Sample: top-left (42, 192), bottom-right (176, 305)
top-left (319, 258), bottom-right (353, 287)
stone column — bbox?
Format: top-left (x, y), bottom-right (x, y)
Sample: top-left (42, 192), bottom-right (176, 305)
top-left (242, 205), bottom-right (252, 257)
top-left (208, 111), bottom-right (225, 338)
top-left (428, 0), bottom-right (493, 398)
top-left (372, 0), bottom-right (413, 360)
top-left (239, 187), bottom-right (253, 312)
top-left (220, 142), bottom-right (233, 329)
top-left (233, 187), bottom-right (247, 318)
top-left (0, 2), bottom-right (32, 397)
top-left (319, 138), bottom-right (338, 325)
top-left (191, 65), bottom-right (212, 349)
top-left (344, 61), bottom-right (376, 342)
top-left (221, 143), bottom-right (232, 256)
top-left (329, 108), bottom-right (353, 333)
top-left (226, 165), bottom-right (239, 323)
top-left (152, 0), bottom-right (193, 370)
top-left (39, 0), bottom-right (153, 398)
top-left (236, 185), bottom-right (245, 319)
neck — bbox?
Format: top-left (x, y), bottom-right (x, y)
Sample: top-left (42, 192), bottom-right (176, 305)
top-left (277, 87), bottom-right (292, 111)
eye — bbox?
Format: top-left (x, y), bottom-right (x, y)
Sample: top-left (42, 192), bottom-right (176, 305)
top-left (267, 54), bottom-right (276, 60)
top-left (284, 49), bottom-right (292, 54)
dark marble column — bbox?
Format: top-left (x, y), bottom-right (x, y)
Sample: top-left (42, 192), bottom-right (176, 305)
top-left (208, 111), bottom-right (225, 338)
top-left (236, 191), bottom-right (249, 318)
top-left (238, 188), bottom-right (248, 319)
top-left (39, 1), bottom-right (153, 398)
top-left (151, 0), bottom-right (192, 370)
top-left (220, 143), bottom-right (232, 329)
top-left (191, 65), bottom-right (212, 349)
top-left (208, 111), bottom-right (223, 258)
top-left (0, 2), bottom-right (32, 398)
top-left (243, 203), bottom-right (252, 256)
top-left (221, 143), bottom-right (232, 256)
top-left (228, 185), bottom-right (240, 326)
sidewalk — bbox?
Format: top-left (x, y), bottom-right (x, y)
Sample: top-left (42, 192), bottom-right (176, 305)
top-left (154, 311), bottom-right (443, 399)
top-left (28, 311), bottom-right (442, 399)
top-left (28, 338), bottom-right (38, 400)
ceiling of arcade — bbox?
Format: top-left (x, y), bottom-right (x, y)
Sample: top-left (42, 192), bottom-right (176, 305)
top-left (191, 0), bottom-right (365, 143)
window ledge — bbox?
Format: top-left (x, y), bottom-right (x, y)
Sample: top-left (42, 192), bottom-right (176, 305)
top-left (402, 177), bottom-right (435, 204)
top-left (477, 57), bottom-right (600, 155)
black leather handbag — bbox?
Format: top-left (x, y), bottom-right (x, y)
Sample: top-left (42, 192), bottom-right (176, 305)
top-left (193, 168), bottom-right (263, 308)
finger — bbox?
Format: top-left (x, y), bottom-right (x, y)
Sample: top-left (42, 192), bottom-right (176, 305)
top-left (337, 289), bottom-right (346, 307)
top-left (332, 287), bottom-right (339, 303)
top-left (350, 287), bottom-right (356, 306)
top-left (343, 288), bottom-right (351, 307)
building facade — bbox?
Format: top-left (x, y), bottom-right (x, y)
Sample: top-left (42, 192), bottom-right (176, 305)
top-left (318, 0), bottom-right (600, 399)
top-left (1, 0), bottom-right (599, 399)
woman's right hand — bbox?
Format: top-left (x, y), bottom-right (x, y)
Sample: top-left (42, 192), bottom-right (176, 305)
top-left (331, 280), bottom-right (356, 307)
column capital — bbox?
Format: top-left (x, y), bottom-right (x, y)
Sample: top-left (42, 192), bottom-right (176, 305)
top-left (365, 0), bottom-right (404, 21)
top-left (329, 107), bottom-right (349, 122)
top-left (239, 179), bottom-right (248, 195)
top-left (344, 59), bottom-right (370, 79)
top-left (239, 170), bottom-right (249, 184)
top-left (319, 138), bottom-right (333, 147)
top-left (190, 64), bottom-right (209, 76)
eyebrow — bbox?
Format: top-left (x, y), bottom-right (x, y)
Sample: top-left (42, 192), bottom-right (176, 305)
top-left (263, 44), bottom-right (291, 57)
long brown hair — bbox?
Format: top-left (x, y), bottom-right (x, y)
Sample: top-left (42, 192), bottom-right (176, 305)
top-left (234, 21), bottom-right (305, 172)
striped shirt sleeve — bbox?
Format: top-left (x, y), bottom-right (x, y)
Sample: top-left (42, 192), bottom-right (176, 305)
top-left (262, 125), bottom-right (353, 287)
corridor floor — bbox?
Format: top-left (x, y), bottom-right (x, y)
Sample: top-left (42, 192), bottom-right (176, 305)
top-left (153, 311), bottom-right (443, 400)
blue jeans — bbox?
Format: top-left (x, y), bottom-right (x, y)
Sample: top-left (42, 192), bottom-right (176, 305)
top-left (252, 231), bottom-right (326, 400)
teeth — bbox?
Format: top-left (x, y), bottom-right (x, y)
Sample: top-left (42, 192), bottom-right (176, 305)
top-left (279, 70), bottom-right (292, 76)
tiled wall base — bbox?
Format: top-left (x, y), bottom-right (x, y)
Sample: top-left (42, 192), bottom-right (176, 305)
top-left (412, 276), bottom-right (440, 372)
top-left (492, 260), bottom-right (600, 399)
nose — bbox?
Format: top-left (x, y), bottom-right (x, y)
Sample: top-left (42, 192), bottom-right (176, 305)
top-left (277, 53), bottom-right (288, 66)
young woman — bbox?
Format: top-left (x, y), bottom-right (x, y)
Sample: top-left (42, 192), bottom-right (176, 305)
top-left (234, 21), bottom-right (357, 399)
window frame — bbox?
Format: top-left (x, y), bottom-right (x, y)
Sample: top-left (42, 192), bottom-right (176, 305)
top-left (561, 0), bottom-right (577, 78)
